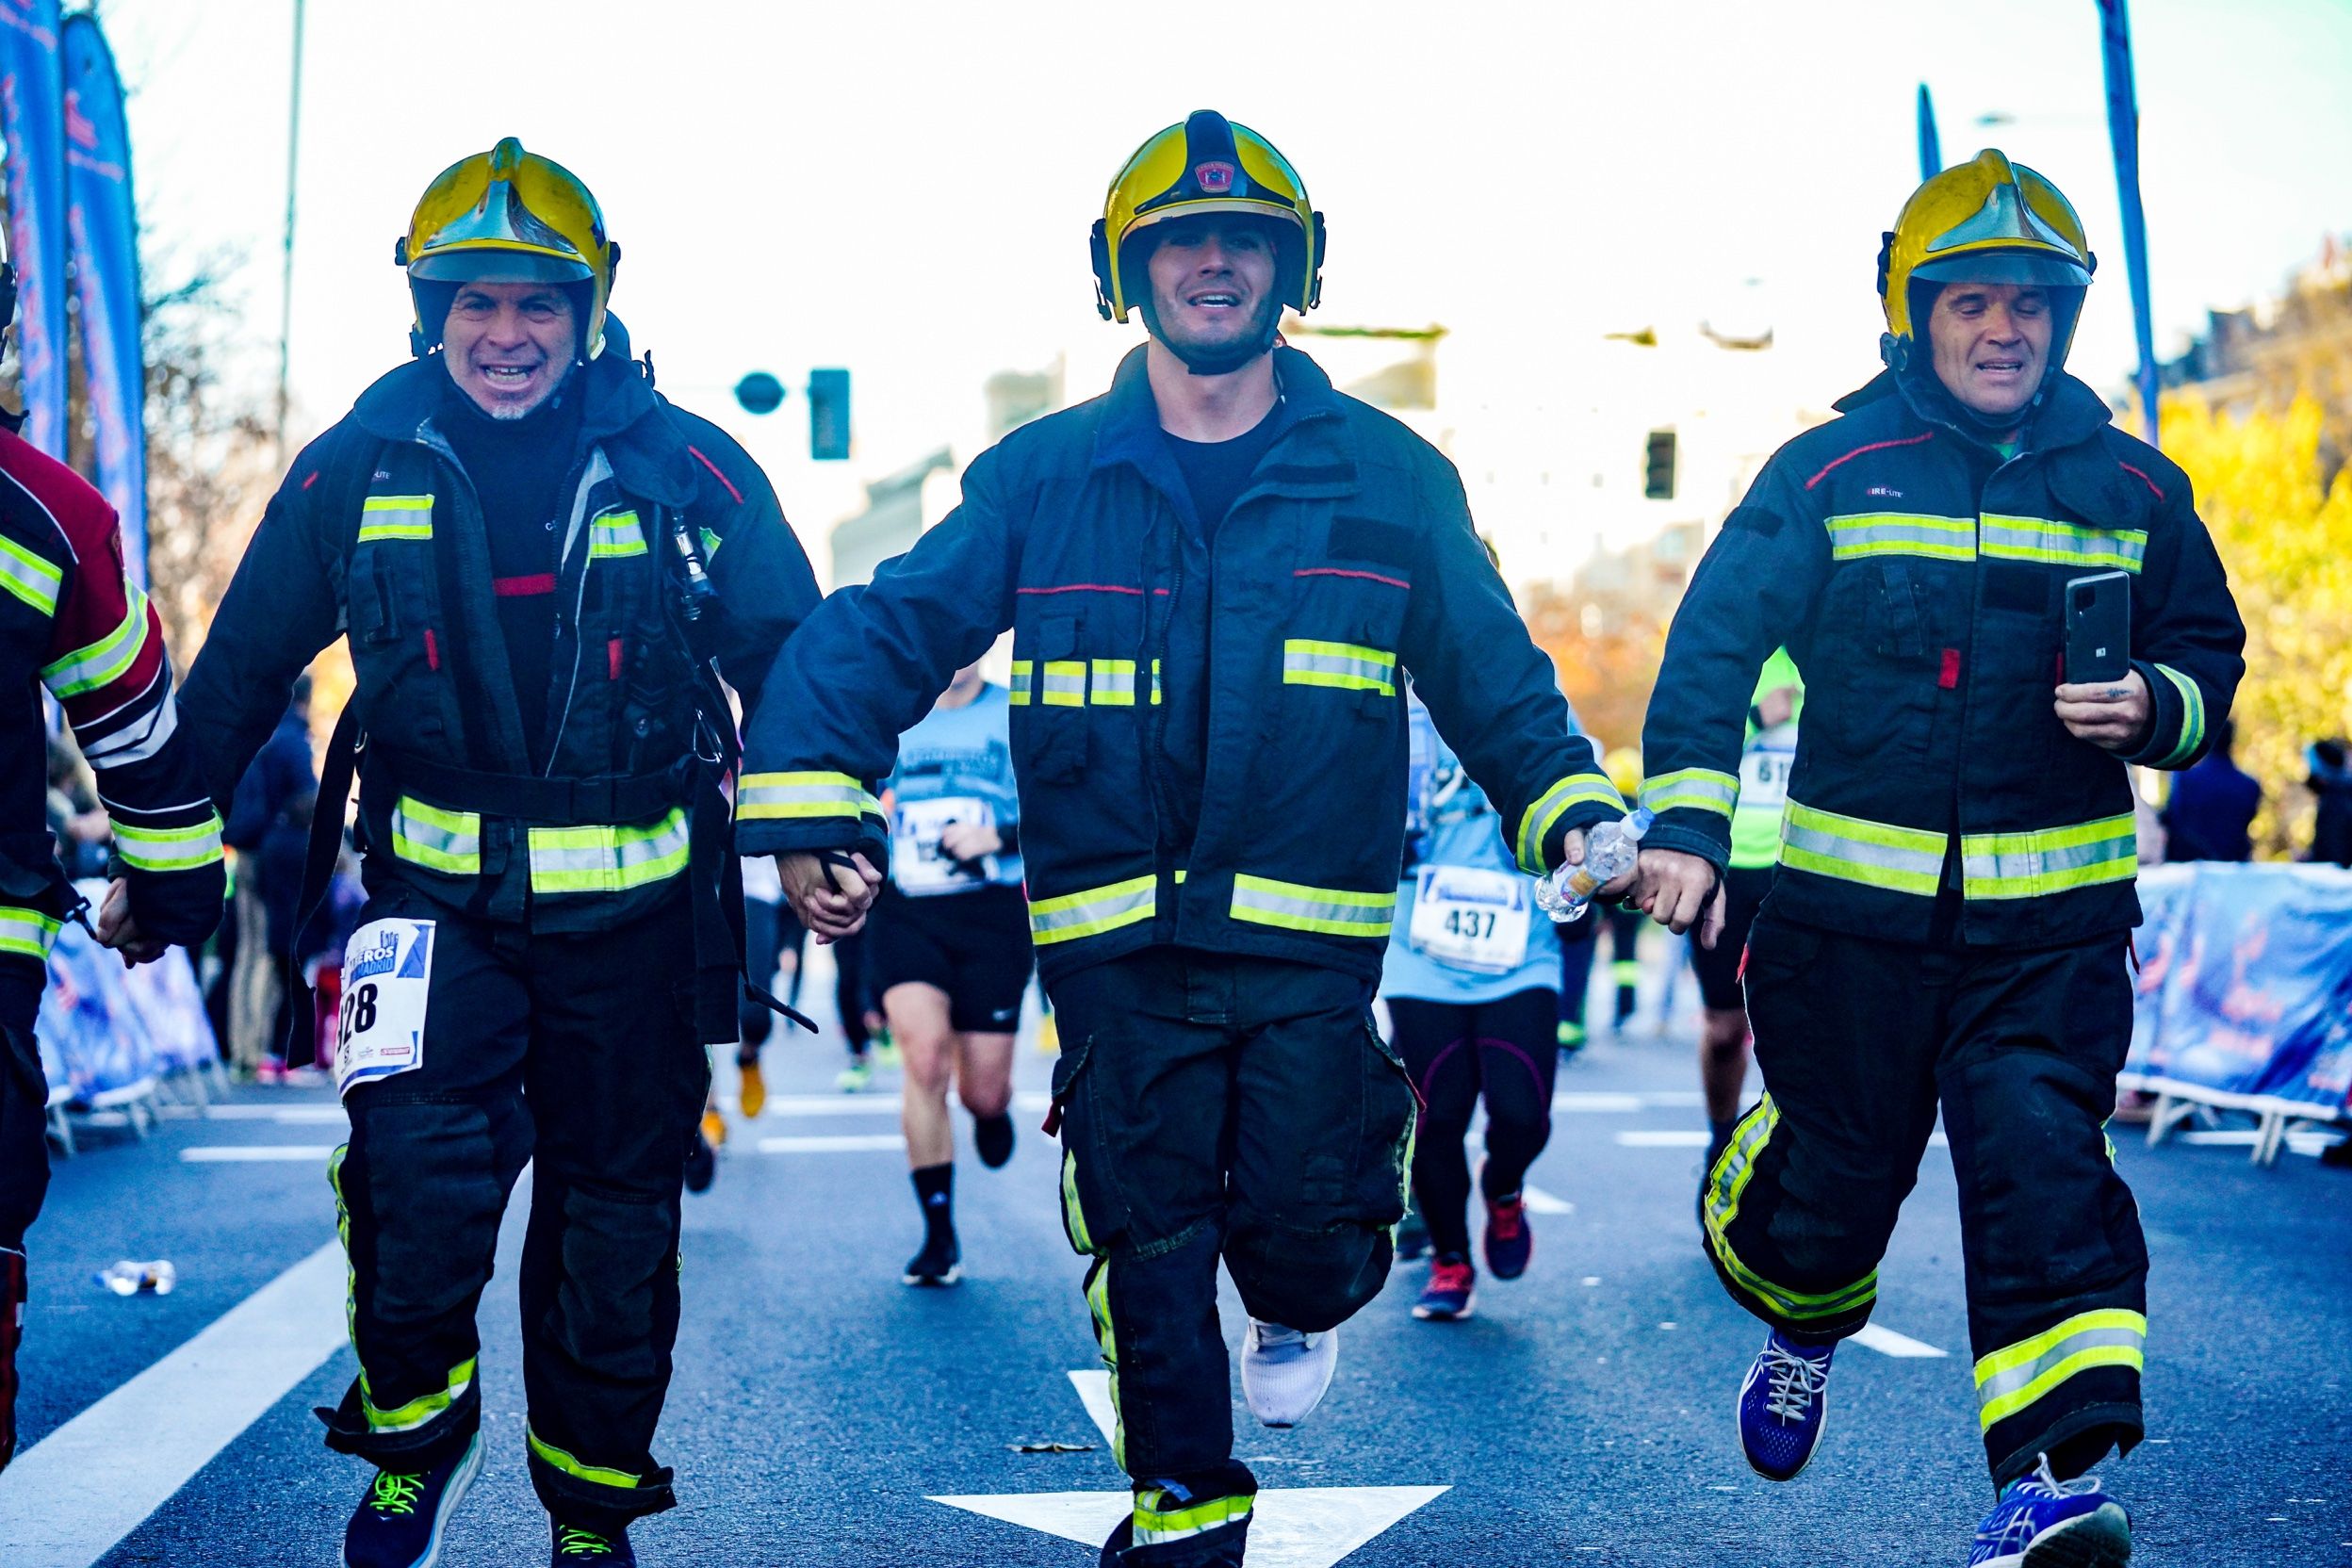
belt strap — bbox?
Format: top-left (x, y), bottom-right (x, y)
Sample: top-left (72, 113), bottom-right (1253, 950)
top-left (378, 748), bottom-right (688, 826)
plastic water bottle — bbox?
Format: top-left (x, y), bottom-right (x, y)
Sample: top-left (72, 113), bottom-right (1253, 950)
top-left (1534, 808), bottom-right (1654, 923)
top-left (94, 1259), bottom-right (175, 1297)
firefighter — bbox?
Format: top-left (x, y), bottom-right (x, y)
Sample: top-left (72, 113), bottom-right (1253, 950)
top-left (180, 139), bottom-right (821, 1568)
top-left (1632, 151), bottom-right (2244, 1566)
top-left (743, 111), bottom-right (1628, 1567)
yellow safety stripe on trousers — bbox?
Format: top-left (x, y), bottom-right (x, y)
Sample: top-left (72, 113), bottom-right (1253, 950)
top-left (527, 808), bottom-right (691, 895)
top-left (1230, 874), bottom-right (1396, 939)
top-left (1973, 1309), bottom-right (2147, 1433)
top-left (1041, 660), bottom-right (1086, 707)
top-left (391, 796), bottom-right (482, 875)
top-left (1281, 639), bottom-right (1396, 695)
top-left (40, 585), bottom-right (148, 699)
top-left (361, 1357), bottom-right (480, 1434)
top-left (1778, 799), bottom-right (1947, 897)
top-left (1703, 1096), bottom-right (1880, 1322)
top-left (327, 1146), bottom-right (360, 1393)
top-left (112, 815), bottom-right (226, 874)
top-left (527, 1425), bottom-right (642, 1489)
top-left (1824, 513), bottom-right (1977, 564)
top-left (1978, 515), bottom-right (2148, 574)
top-left (1959, 814), bottom-right (2137, 900)
top-left (356, 494), bottom-right (434, 543)
top-left (1090, 658), bottom-right (1138, 706)
top-left (0, 532), bottom-right (63, 615)
top-left (1086, 1257), bottom-right (1125, 1470)
top-left (1030, 874), bottom-right (1157, 945)
top-left (0, 906), bottom-right (63, 961)
top-left (586, 510), bottom-right (647, 560)
top-left (1151, 658), bottom-right (1163, 706)
top-left (2151, 663), bottom-right (2206, 768)
top-left (1642, 766), bottom-right (1740, 821)
top-left (737, 771), bottom-right (878, 821)
top-left (1512, 772), bottom-right (1626, 875)
top-left (1060, 1151), bottom-right (1097, 1255)
top-left (1135, 1488), bottom-right (1255, 1547)
top-left (1008, 661), bottom-right (1033, 706)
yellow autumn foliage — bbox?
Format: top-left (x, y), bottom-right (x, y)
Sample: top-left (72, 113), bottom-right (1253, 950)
top-left (2159, 391), bottom-right (2352, 858)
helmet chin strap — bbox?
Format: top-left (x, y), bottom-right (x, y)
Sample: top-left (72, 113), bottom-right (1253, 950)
top-left (1139, 293), bottom-right (1281, 377)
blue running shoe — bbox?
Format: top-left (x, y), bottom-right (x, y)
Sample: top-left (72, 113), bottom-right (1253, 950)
top-left (550, 1520), bottom-right (636, 1564)
top-left (342, 1431), bottom-right (483, 1568)
top-left (1969, 1457), bottom-right (2132, 1567)
top-left (1482, 1192), bottom-right (1532, 1280)
top-left (1736, 1330), bottom-right (1834, 1480)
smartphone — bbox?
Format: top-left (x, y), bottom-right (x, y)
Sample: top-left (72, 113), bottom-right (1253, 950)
top-left (2064, 570), bottom-right (2132, 685)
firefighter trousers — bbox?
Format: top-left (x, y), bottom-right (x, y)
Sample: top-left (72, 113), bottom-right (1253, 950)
top-left (0, 968), bottom-right (49, 1252)
top-left (318, 879), bottom-right (709, 1532)
top-left (1704, 908), bottom-right (2148, 1487)
top-left (1049, 949), bottom-right (1416, 1493)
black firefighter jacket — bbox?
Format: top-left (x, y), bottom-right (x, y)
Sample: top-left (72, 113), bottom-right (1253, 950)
top-left (736, 346), bottom-right (1621, 986)
top-left (1642, 368), bottom-right (2245, 949)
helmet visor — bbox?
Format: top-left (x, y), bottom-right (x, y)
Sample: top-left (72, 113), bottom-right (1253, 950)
top-left (1911, 250), bottom-right (2090, 290)
top-left (409, 246), bottom-right (592, 286)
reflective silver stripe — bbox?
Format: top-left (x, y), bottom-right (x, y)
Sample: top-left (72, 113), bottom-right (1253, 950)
top-left (0, 906), bottom-right (62, 960)
top-left (737, 772), bottom-right (877, 821)
top-left (1979, 515), bottom-right (2148, 573)
top-left (1777, 800), bottom-right (1946, 896)
top-left (391, 796), bottom-right (482, 875)
top-left (1823, 513), bottom-right (1976, 563)
top-left (1030, 875), bottom-right (1157, 945)
top-left (79, 686), bottom-right (181, 766)
top-left (356, 494), bottom-right (434, 542)
top-left (112, 815), bottom-right (224, 873)
top-left (1090, 659), bottom-right (1137, 706)
top-left (0, 534), bottom-right (62, 614)
top-left (2152, 663), bottom-right (2205, 767)
top-left (1040, 661), bottom-right (1086, 707)
top-left (41, 587), bottom-right (149, 698)
top-left (1974, 1309), bottom-right (2147, 1431)
top-left (1229, 874), bottom-right (1396, 938)
top-left (528, 809), bottom-right (692, 895)
top-left (1008, 661), bottom-right (1033, 706)
top-left (1959, 814), bottom-right (2136, 899)
top-left (1642, 767), bottom-right (1739, 820)
top-left (1513, 773), bottom-right (1626, 874)
top-left (1281, 640), bottom-right (1396, 695)
top-left (587, 511), bottom-right (647, 559)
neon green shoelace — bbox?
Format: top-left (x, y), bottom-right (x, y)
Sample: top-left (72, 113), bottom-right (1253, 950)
top-left (557, 1526), bottom-right (617, 1557)
top-left (368, 1473), bottom-right (425, 1517)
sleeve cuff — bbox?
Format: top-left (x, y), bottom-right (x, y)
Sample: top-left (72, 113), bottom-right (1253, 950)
top-left (2120, 660), bottom-right (2210, 769)
top-left (1642, 817), bottom-right (1731, 873)
top-left (1540, 801), bottom-right (1627, 873)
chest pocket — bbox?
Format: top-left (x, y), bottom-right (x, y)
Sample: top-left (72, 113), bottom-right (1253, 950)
top-left (1287, 523), bottom-right (1413, 722)
top-left (1011, 611), bottom-right (1089, 783)
top-left (348, 481), bottom-right (450, 742)
top-left (1814, 560), bottom-right (1941, 762)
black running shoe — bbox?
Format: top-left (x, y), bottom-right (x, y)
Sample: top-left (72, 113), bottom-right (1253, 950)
top-left (903, 1229), bottom-right (962, 1287)
top-left (343, 1431), bottom-right (483, 1568)
top-left (550, 1519), bottom-right (636, 1564)
top-left (973, 1113), bottom-right (1016, 1168)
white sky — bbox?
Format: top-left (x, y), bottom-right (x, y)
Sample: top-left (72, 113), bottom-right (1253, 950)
top-left (96, 0), bottom-right (2352, 536)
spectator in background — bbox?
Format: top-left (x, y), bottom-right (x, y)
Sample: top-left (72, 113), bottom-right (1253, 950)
top-left (2162, 716), bottom-right (2261, 862)
top-left (2307, 739), bottom-right (2352, 868)
top-left (223, 675), bottom-right (317, 1078)
top-left (44, 740), bottom-right (110, 882)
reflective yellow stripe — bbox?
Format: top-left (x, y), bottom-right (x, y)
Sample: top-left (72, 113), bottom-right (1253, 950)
top-left (391, 796), bottom-right (482, 875)
top-left (1061, 1151), bottom-right (1096, 1255)
top-left (1041, 660), bottom-right (1086, 707)
top-left (738, 771), bottom-right (877, 821)
top-left (362, 1357), bottom-right (478, 1434)
top-left (0, 906), bottom-right (63, 961)
top-left (1703, 1094), bottom-right (1878, 1321)
top-left (1135, 1489), bottom-right (1254, 1546)
top-left (1642, 766), bottom-right (1739, 821)
top-left (1090, 659), bottom-right (1137, 706)
top-left (41, 586), bottom-right (149, 698)
top-left (1959, 814), bottom-right (2136, 899)
top-left (527, 808), bottom-right (691, 895)
top-left (1777, 799), bottom-right (1946, 897)
top-left (1512, 772), bottom-right (1626, 874)
top-left (1282, 639), bottom-right (1396, 695)
top-left (1008, 661), bottom-right (1033, 706)
top-left (357, 494), bottom-right (434, 542)
top-left (112, 815), bottom-right (225, 873)
top-left (1230, 874), bottom-right (1395, 938)
top-left (527, 1426), bottom-right (641, 1490)
top-left (1086, 1257), bottom-right (1124, 1470)
top-left (1979, 514), bottom-right (2148, 573)
top-left (1030, 875), bottom-right (1156, 945)
top-left (2152, 663), bottom-right (2205, 767)
top-left (1824, 513), bottom-right (1977, 563)
top-left (587, 510), bottom-right (647, 559)
top-left (0, 533), bottom-right (62, 615)
top-left (1974, 1309), bottom-right (2147, 1431)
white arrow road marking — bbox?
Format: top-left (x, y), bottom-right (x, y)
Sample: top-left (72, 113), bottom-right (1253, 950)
top-left (932, 1487), bottom-right (1451, 1567)
top-left (1069, 1369), bottom-right (1118, 1444)
top-left (756, 1133), bottom-right (906, 1153)
top-left (1849, 1323), bottom-right (1950, 1359)
top-left (180, 1144), bottom-right (339, 1162)
top-left (0, 1240), bottom-right (349, 1566)
top-left (1522, 1185), bottom-right (1576, 1215)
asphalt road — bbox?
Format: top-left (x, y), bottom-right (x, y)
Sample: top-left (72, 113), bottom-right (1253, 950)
top-left (5, 943), bottom-right (2349, 1567)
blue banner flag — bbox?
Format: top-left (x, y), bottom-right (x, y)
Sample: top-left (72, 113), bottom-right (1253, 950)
top-left (0, 0), bottom-right (65, 455)
top-left (1916, 84), bottom-right (1942, 183)
top-left (2097, 0), bottom-right (2160, 446)
top-left (62, 14), bottom-right (145, 581)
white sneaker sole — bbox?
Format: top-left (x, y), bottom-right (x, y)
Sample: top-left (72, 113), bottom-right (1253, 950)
top-left (1411, 1298), bottom-right (1477, 1321)
top-left (902, 1266), bottom-right (962, 1287)
top-left (2013, 1504), bottom-right (2132, 1568)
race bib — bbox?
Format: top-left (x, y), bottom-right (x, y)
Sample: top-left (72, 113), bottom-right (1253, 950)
top-left (333, 918), bottom-right (435, 1097)
top-left (892, 795), bottom-right (996, 896)
top-left (1740, 726), bottom-right (1799, 813)
top-left (1408, 865), bottom-right (1532, 974)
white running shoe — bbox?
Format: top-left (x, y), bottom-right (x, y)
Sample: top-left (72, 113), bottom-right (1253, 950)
top-left (1240, 1318), bottom-right (1337, 1429)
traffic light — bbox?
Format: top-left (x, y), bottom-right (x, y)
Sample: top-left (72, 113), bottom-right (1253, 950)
top-left (734, 371), bottom-right (785, 416)
top-left (808, 368), bottom-right (851, 461)
top-left (1643, 429), bottom-right (1676, 501)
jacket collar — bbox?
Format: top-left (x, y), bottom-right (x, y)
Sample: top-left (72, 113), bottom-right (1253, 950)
top-left (1089, 343), bottom-right (1354, 494)
top-left (1838, 367), bottom-right (2114, 457)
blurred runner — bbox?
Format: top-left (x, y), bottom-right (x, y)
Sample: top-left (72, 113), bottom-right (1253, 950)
top-left (1599, 746), bottom-right (1646, 1032)
top-left (1383, 693), bottom-right (1562, 1322)
top-left (746, 111), bottom-right (1627, 1568)
top-left (868, 660), bottom-right (1032, 1286)
top-left (731, 849), bottom-right (806, 1118)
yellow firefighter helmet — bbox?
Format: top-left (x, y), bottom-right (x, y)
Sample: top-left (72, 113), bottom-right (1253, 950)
top-left (1090, 109), bottom-right (1324, 324)
top-left (396, 137), bottom-right (619, 359)
top-left (1878, 148), bottom-right (2094, 372)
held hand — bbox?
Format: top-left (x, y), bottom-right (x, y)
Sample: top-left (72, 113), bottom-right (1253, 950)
top-left (92, 877), bottom-right (167, 968)
top-left (777, 851), bottom-right (883, 943)
top-left (2053, 668), bottom-right (2150, 752)
top-left (1754, 683), bottom-right (1799, 729)
top-left (937, 822), bottom-right (1004, 862)
top-left (1632, 847), bottom-right (1725, 945)
top-left (1560, 827), bottom-right (1639, 900)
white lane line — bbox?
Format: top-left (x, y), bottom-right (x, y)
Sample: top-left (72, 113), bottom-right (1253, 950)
top-left (0, 1240), bottom-right (348, 1566)
top-left (1550, 1093), bottom-right (1645, 1113)
top-left (1849, 1323), bottom-right (1950, 1359)
top-left (200, 1104), bottom-right (349, 1124)
top-left (738, 1095), bottom-right (899, 1119)
top-left (1522, 1185), bottom-right (1576, 1215)
top-left (1615, 1130), bottom-right (1709, 1148)
top-left (180, 1145), bottom-right (339, 1163)
top-left (1067, 1369), bottom-right (1117, 1445)
top-left (755, 1134), bottom-right (906, 1153)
